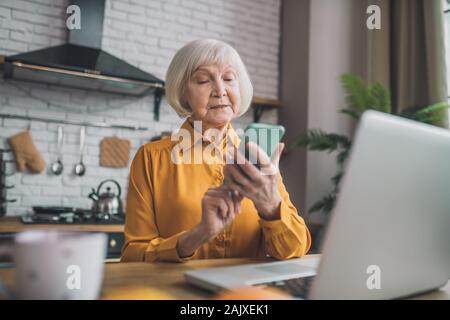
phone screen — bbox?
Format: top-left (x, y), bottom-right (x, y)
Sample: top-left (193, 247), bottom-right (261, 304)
top-left (235, 123), bottom-right (285, 169)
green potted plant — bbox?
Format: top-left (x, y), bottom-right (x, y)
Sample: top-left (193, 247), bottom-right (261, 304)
top-left (294, 73), bottom-right (449, 220)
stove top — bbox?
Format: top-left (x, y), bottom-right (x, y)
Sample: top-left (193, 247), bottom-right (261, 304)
top-left (20, 206), bottom-right (125, 225)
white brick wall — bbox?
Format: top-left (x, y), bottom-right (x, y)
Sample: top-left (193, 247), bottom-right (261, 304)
top-left (0, 0), bottom-right (280, 216)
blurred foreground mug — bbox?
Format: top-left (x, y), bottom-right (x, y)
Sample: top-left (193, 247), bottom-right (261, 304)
top-left (3, 230), bottom-right (107, 300)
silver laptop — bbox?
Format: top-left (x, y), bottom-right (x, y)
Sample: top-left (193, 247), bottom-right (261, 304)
top-left (185, 111), bottom-right (450, 299)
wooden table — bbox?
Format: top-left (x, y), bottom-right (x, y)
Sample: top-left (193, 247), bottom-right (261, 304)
top-left (0, 257), bottom-right (279, 300)
top-left (1, 254), bottom-right (449, 300)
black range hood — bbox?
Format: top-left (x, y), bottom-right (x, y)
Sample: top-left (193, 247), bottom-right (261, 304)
top-left (3, 0), bottom-right (164, 98)
top-left (3, 44), bottom-right (164, 96)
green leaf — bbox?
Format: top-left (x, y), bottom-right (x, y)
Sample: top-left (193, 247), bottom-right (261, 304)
top-left (331, 172), bottom-right (344, 187)
top-left (294, 129), bottom-right (351, 152)
top-left (414, 103), bottom-right (449, 124)
top-left (308, 200), bottom-right (325, 214)
top-left (322, 193), bottom-right (337, 213)
top-left (330, 134), bottom-right (351, 149)
top-left (339, 109), bottom-right (360, 120)
top-left (370, 81), bottom-right (391, 113)
top-left (337, 147), bottom-right (351, 166)
top-left (340, 74), bottom-right (392, 116)
top-left (294, 129), bottom-right (333, 151)
top-left (294, 129), bottom-right (327, 149)
top-left (340, 74), bottom-right (370, 113)
top-left (399, 106), bottom-right (422, 120)
top-left (309, 193), bottom-right (337, 214)
top-left (399, 103), bottom-right (450, 128)
top-left (415, 102), bottom-right (449, 117)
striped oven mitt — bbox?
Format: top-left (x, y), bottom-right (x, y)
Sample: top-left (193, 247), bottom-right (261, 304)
top-left (100, 137), bottom-right (131, 168)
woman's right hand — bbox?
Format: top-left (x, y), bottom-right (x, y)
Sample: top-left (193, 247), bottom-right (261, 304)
top-left (199, 187), bottom-right (242, 240)
top-left (176, 186), bottom-right (242, 259)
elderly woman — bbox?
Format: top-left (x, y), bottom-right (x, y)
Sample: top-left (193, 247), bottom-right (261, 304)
top-left (121, 39), bottom-right (311, 262)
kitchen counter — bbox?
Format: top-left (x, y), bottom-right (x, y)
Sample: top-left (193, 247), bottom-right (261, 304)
top-left (0, 217), bottom-right (124, 261)
top-left (0, 216), bottom-right (124, 233)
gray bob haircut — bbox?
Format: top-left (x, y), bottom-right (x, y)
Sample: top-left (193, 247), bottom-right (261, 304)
top-left (165, 39), bottom-right (253, 118)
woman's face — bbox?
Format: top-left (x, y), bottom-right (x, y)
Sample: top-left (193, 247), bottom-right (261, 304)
top-left (185, 63), bottom-right (241, 129)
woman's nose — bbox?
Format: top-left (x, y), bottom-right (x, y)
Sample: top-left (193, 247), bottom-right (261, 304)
top-left (211, 79), bottom-right (227, 97)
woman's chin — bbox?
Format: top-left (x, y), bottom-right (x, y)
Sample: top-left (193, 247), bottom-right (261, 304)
top-left (205, 110), bottom-right (234, 126)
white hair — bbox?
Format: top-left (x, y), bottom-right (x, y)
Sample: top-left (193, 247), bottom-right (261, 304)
top-left (165, 39), bottom-right (253, 118)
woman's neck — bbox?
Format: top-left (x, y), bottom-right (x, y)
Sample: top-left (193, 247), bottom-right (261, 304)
top-left (188, 117), bottom-right (229, 142)
top-left (188, 117), bottom-right (228, 133)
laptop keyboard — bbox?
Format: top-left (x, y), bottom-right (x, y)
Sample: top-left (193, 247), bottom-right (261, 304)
top-left (256, 275), bottom-right (316, 299)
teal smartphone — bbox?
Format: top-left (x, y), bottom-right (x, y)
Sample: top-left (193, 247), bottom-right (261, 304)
top-left (237, 123), bottom-right (285, 168)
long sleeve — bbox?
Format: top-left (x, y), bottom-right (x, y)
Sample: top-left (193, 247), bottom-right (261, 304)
top-left (258, 174), bottom-right (312, 260)
top-left (121, 120), bottom-right (312, 263)
top-left (121, 146), bottom-right (192, 263)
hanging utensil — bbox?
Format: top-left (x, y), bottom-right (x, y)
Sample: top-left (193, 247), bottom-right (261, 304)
top-left (74, 126), bottom-right (86, 176)
top-left (50, 126), bottom-right (64, 175)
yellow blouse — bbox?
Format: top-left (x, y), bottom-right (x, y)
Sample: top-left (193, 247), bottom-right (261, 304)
top-left (121, 120), bottom-right (311, 263)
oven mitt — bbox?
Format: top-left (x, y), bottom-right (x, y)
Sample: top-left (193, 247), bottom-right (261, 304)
top-left (7, 130), bottom-right (46, 173)
top-left (100, 137), bottom-right (130, 168)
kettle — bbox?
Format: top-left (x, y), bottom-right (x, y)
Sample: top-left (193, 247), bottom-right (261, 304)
top-left (88, 179), bottom-right (123, 217)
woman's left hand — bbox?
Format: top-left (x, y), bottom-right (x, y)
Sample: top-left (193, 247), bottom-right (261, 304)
top-left (223, 141), bottom-right (284, 221)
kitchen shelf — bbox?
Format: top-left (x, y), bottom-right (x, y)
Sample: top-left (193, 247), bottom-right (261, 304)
top-left (0, 113), bottom-right (148, 131)
top-left (251, 96), bottom-right (282, 122)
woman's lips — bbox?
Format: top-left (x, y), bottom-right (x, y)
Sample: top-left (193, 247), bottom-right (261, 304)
top-left (209, 104), bottom-right (231, 109)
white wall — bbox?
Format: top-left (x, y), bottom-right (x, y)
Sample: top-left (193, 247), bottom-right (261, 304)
top-left (0, 0), bottom-right (281, 216)
top-left (306, 0), bottom-right (367, 222)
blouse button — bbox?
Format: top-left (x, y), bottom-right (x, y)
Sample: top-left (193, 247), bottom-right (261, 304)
top-left (217, 234), bottom-right (225, 243)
